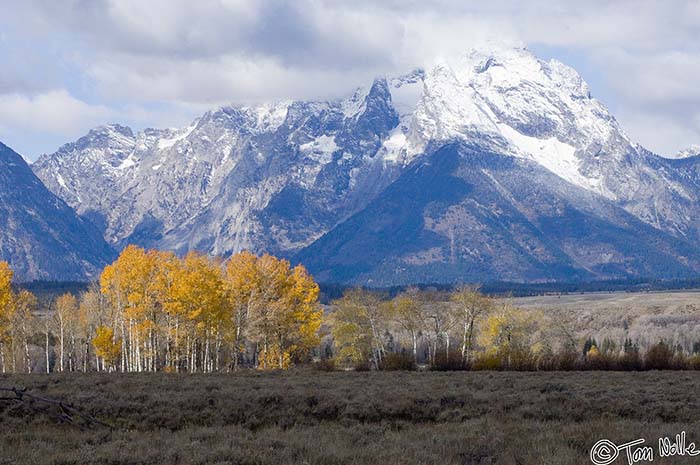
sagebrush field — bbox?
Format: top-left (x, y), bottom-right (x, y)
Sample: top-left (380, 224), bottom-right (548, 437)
top-left (2, 370), bottom-right (700, 465)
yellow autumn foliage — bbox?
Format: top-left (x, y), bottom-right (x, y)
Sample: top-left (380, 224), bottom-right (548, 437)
top-left (93, 246), bottom-right (322, 371)
top-left (92, 325), bottom-right (122, 370)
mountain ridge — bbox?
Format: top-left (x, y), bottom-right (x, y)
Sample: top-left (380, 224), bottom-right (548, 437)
top-left (296, 143), bottom-right (700, 286)
top-left (0, 141), bottom-right (115, 281)
top-left (31, 46), bottom-right (700, 285)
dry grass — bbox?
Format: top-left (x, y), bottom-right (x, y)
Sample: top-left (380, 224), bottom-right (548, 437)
top-left (1, 371), bottom-right (700, 464)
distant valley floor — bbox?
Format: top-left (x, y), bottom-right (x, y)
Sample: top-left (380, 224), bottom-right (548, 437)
top-left (512, 289), bottom-right (700, 311)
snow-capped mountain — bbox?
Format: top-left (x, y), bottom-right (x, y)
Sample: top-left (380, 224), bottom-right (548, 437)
top-left (34, 79), bottom-right (403, 256)
top-left (32, 46), bottom-right (700, 285)
top-left (0, 142), bottom-right (115, 281)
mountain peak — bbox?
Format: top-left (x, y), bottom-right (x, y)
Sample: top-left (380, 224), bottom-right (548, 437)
top-left (81, 124), bottom-right (136, 147)
top-left (45, 123), bottom-right (137, 159)
top-left (675, 145), bottom-right (700, 159)
top-left (457, 45), bottom-right (590, 99)
top-left (464, 43), bottom-right (532, 64)
top-left (91, 123), bottom-right (134, 136)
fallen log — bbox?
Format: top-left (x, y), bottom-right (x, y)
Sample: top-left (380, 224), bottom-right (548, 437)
top-left (0, 386), bottom-right (115, 430)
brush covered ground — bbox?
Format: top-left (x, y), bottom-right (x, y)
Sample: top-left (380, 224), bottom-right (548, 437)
top-left (1, 371), bottom-right (700, 465)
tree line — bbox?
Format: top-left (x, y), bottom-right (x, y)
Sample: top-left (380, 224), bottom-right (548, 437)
top-left (2, 249), bottom-right (700, 373)
top-left (0, 247), bottom-right (321, 373)
top-left (326, 286), bottom-right (700, 371)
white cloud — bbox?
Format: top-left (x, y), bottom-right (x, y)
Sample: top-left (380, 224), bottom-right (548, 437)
top-left (595, 49), bottom-right (700, 104)
top-left (584, 47), bottom-right (700, 154)
top-left (85, 54), bottom-right (384, 105)
top-left (0, 90), bottom-right (113, 135)
top-left (616, 110), bottom-right (700, 157)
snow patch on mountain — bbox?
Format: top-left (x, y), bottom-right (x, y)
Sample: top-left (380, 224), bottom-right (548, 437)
top-left (116, 152), bottom-right (138, 171)
top-left (341, 86), bottom-right (370, 118)
top-left (498, 124), bottom-right (604, 195)
top-left (379, 128), bottom-right (410, 163)
top-left (300, 135), bottom-right (338, 163)
top-left (248, 101), bottom-right (291, 132)
top-left (56, 173), bottom-right (68, 189)
top-left (157, 122), bottom-right (198, 150)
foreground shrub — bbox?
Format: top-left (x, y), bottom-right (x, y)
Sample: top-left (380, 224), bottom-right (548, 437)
top-left (431, 353), bottom-right (470, 371)
top-left (536, 349), bottom-right (558, 371)
top-left (582, 347), bottom-right (617, 370)
top-left (380, 352), bottom-right (416, 371)
top-left (688, 355), bottom-right (700, 370)
top-left (536, 347), bottom-right (581, 371)
top-left (507, 350), bottom-right (538, 371)
top-left (353, 360), bottom-right (372, 371)
top-left (313, 358), bottom-right (337, 371)
top-left (472, 350), bottom-right (537, 371)
top-left (644, 342), bottom-right (675, 370)
top-left (671, 354), bottom-right (689, 370)
top-left (472, 353), bottom-right (502, 370)
top-left (617, 351), bottom-right (643, 371)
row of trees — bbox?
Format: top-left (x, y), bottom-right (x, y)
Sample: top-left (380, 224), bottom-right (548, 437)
top-left (0, 246), bottom-right (322, 373)
top-left (327, 287), bottom-right (700, 371)
top-left (4, 251), bottom-right (700, 373)
top-left (100, 246), bottom-right (322, 372)
top-left (329, 286), bottom-right (541, 370)
top-left (330, 287), bottom-right (493, 369)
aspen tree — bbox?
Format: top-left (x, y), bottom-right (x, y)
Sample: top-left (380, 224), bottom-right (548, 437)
top-left (12, 290), bottom-right (36, 373)
top-left (244, 255), bottom-right (321, 369)
top-left (479, 302), bottom-right (537, 368)
top-left (330, 288), bottom-right (387, 368)
top-left (389, 288), bottom-right (425, 363)
top-left (0, 262), bottom-right (13, 373)
top-left (169, 252), bottom-right (226, 372)
top-left (92, 326), bottom-right (121, 371)
top-left (54, 293), bottom-right (79, 372)
top-left (451, 285), bottom-right (493, 363)
top-left (223, 251), bottom-right (259, 370)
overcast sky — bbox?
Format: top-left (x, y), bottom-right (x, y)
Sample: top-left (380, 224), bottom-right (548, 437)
top-left (1, 0), bottom-right (698, 160)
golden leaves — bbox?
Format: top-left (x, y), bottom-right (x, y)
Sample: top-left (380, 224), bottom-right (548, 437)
top-left (97, 247), bottom-right (321, 371)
